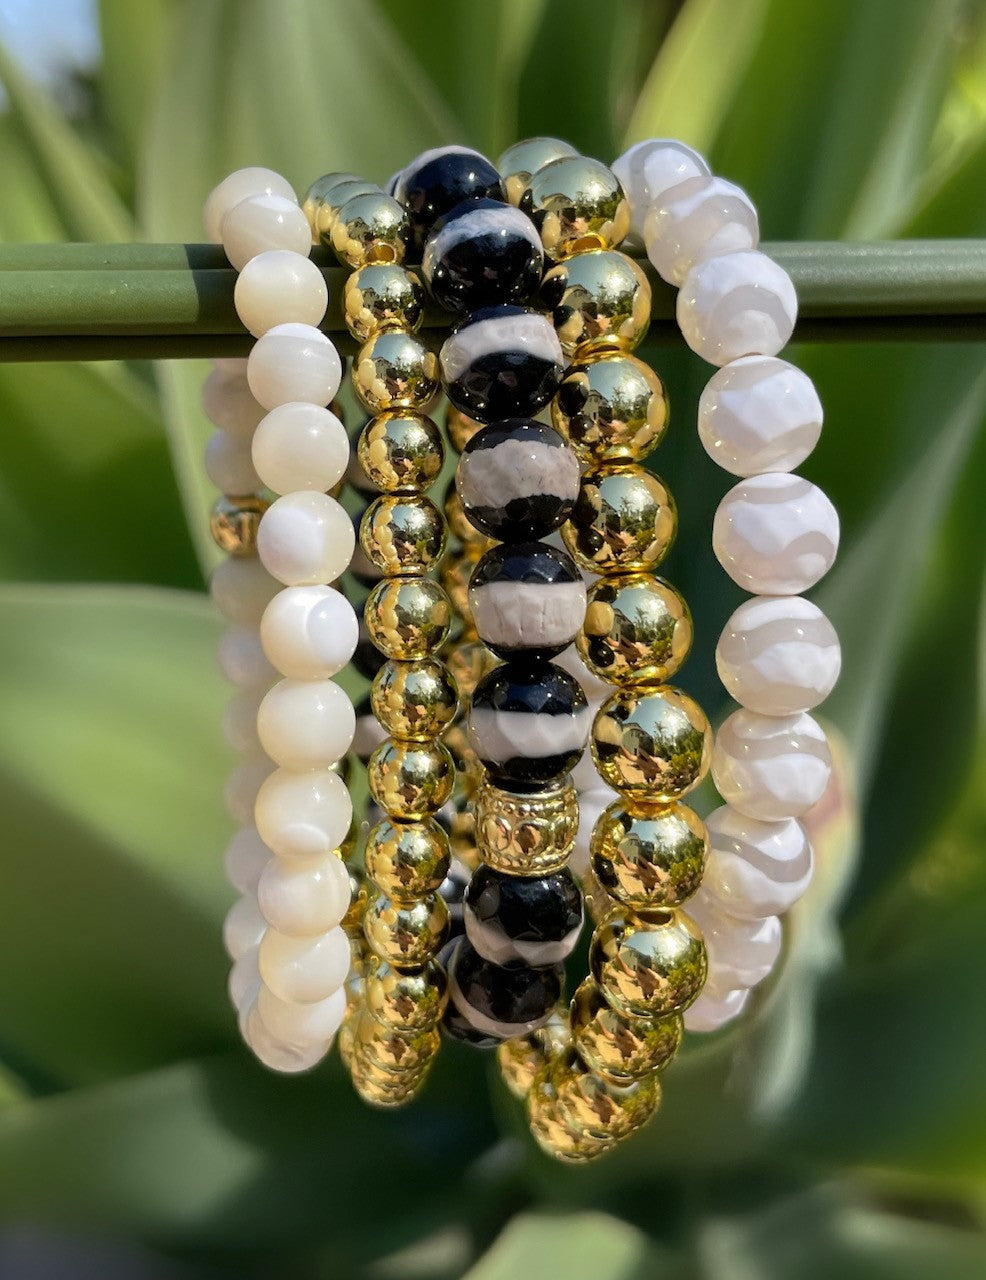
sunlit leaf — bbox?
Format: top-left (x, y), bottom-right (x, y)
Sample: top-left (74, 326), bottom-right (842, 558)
top-left (463, 1212), bottom-right (669, 1279)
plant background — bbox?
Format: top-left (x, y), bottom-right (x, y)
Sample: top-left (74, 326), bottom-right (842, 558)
top-left (0, 0), bottom-right (984, 1276)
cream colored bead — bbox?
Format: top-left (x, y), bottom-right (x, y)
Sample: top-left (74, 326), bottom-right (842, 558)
top-left (228, 945), bottom-right (261, 1009)
top-left (712, 708), bottom-right (832, 820)
top-left (644, 176), bottom-right (759, 285)
top-left (222, 685), bottom-right (267, 753)
top-left (260, 585), bottom-right (359, 679)
top-left (241, 1003), bottom-right (329, 1072)
top-left (257, 850), bottom-right (352, 936)
top-left (252, 402), bottom-right (348, 495)
top-left (258, 924), bottom-right (350, 1002)
top-left (677, 250), bottom-right (797, 365)
top-left (257, 982), bottom-right (346, 1046)
top-left (713, 474), bottom-right (839, 594)
top-left (247, 323), bottom-right (343, 410)
top-left (222, 194), bottom-right (312, 271)
top-left (716, 595), bottom-right (841, 714)
top-left (204, 167), bottom-right (296, 242)
top-left (204, 429), bottom-right (262, 495)
top-left (256, 491), bottom-right (355, 586)
top-left (217, 624), bottom-right (278, 686)
top-left (612, 139), bottom-right (710, 246)
top-left (201, 367), bottom-right (266, 435)
top-left (210, 557), bottom-right (280, 626)
top-left (698, 356), bottom-right (823, 476)
top-left (223, 827), bottom-right (273, 893)
top-left (224, 754), bottom-right (275, 825)
top-left (703, 805), bottom-right (812, 919)
top-left (683, 983), bottom-right (749, 1032)
top-left (257, 679), bottom-right (355, 769)
top-left (234, 251), bottom-right (328, 338)
top-left (211, 356), bottom-right (249, 375)
top-left (687, 889), bottom-right (782, 986)
top-left (255, 767), bottom-right (353, 859)
top-left (223, 893), bottom-right (266, 960)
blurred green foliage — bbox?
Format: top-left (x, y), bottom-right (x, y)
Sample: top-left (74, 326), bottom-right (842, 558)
top-left (0, 0), bottom-right (984, 1275)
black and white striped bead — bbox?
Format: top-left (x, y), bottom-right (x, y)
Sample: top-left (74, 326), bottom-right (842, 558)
top-left (464, 864), bottom-right (583, 966)
top-left (394, 146), bottom-right (503, 247)
top-left (440, 305), bottom-right (564, 423)
top-left (469, 542), bottom-right (586, 660)
top-left (423, 198), bottom-right (544, 314)
top-left (444, 937), bottom-right (564, 1041)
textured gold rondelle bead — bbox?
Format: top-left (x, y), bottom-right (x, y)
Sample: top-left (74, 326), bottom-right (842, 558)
top-left (578, 573), bottom-right (692, 687)
top-left (570, 978), bottom-right (682, 1084)
top-left (331, 191), bottom-right (411, 268)
top-left (541, 250), bottom-right (651, 357)
top-left (552, 352), bottom-right (668, 466)
top-left (371, 658), bottom-right (458, 741)
top-left (359, 494), bottom-right (447, 576)
top-left (527, 1068), bottom-right (613, 1163)
top-left (353, 331), bottom-right (440, 413)
top-left (591, 686), bottom-right (711, 802)
top-left (363, 890), bottom-right (450, 968)
top-left (498, 136), bottom-right (580, 206)
top-left (364, 817), bottom-right (451, 902)
top-left (521, 156), bottom-right (630, 259)
top-left (497, 1011), bottom-right (571, 1099)
top-left (475, 775), bottom-right (579, 876)
top-left (210, 494), bottom-right (268, 556)
top-left (445, 403), bottom-right (483, 454)
top-left (345, 264), bottom-right (425, 343)
top-left (590, 906), bottom-right (707, 1018)
top-left (357, 411), bottom-right (443, 492)
top-left (549, 1048), bottom-right (660, 1142)
top-left (364, 577), bottom-right (452, 659)
top-left (302, 171), bottom-right (361, 241)
top-left (355, 1011), bottom-right (440, 1075)
top-left (363, 957), bottom-right (449, 1031)
top-left (591, 800), bottom-right (707, 908)
top-left (367, 738), bottom-right (455, 820)
top-left (563, 467), bottom-right (676, 574)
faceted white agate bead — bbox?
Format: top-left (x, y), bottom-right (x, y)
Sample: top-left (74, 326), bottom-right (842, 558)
top-left (716, 595), bottom-right (841, 714)
top-left (222, 686), bottom-right (267, 754)
top-left (255, 767), bottom-right (353, 859)
top-left (698, 356), bottom-right (823, 476)
top-left (223, 893), bottom-right (266, 960)
top-left (683, 984), bottom-right (749, 1033)
top-left (241, 1002), bottom-right (329, 1072)
top-left (713, 473), bottom-right (839, 595)
top-left (712, 708), bottom-right (832, 821)
top-left (256, 491), bottom-right (355, 586)
top-left (224, 755), bottom-right (275, 825)
top-left (257, 982), bottom-right (346, 1047)
top-left (257, 679), bottom-right (355, 770)
top-left (210, 557), bottom-right (280, 626)
top-left (703, 805), bottom-right (813, 919)
top-left (223, 826), bottom-right (273, 894)
top-left (257, 850), bottom-right (351, 936)
top-left (222, 194), bottom-right (312, 271)
top-left (234, 251), bottom-right (328, 338)
top-left (247, 323), bottom-right (343, 410)
top-left (228, 945), bottom-right (261, 1009)
top-left (677, 250), bottom-right (797, 365)
top-left (644, 176), bottom-right (759, 286)
top-left (258, 924), bottom-right (350, 1003)
top-left (688, 889), bottom-right (782, 986)
top-left (204, 167), bottom-right (297, 242)
top-left (612, 138), bottom-right (710, 245)
top-left (260, 585), bottom-right (359, 679)
top-left (217, 624), bottom-right (278, 687)
top-left (200, 368), bottom-right (266, 435)
top-left (204, 429), bottom-right (262, 495)
top-left (252, 403), bottom-right (348, 495)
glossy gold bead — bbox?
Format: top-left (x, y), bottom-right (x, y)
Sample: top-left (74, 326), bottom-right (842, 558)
top-left (578, 573), bottom-right (692, 686)
top-left (521, 156), bottom-right (630, 259)
top-left (331, 191), bottom-right (411, 267)
top-left (439, 550), bottom-right (478, 626)
top-left (364, 817), bottom-right (451, 901)
top-left (582, 866), bottom-right (614, 926)
top-left (210, 494), bottom-right (267, 556)
top-left (344, 264), bottom-right (425, 342)
top-left (350, 1047), bottom-right (422, 1109)
top-left (363, 890), bottom-right (450, 967)
top-left (541, 250), bottom-right (650, 357)
top-left (445, 403), bottom-right (483, 454)
top-left (359, 494), bottom-right (447, 576)
top-left (364, 577), bottom-right (452, 659)
top-left (549, 1049), bottom-right (660, 1142)
top-left (591, 800), bottom-right (706, 909)
top-left (475, 775), bottom-right (579, 876)
top-left (367, 738), bottom-right (455, 820)
top-left (371, 658), bottom-right (458, 741)
top-left (590, 906), bottom-right (707, 1018)
top-left (302, 171), bottom-right (361, 241)
top-left (363, 957), bottom-right (448, 1030)
top-left (527, 1067), bottom-right (612, 1163)
top-left (341, 866), bottom-right (369, 942)
top-left (552, 353), bottom-right (668, 466)
top-left (353, 331), bottom-right (440, 413)
top-left (498, 136), bottom-right (580, 206)
top-left (563, 467), bottom-right (676, 574)
top-left (498, 1011), bottom-right (571, 1099)
top-left (358, 411), bottom-right (443, 492)
top-left (338, 1002), bottom-right (357, 1070)
top-left (571, 978), bottom-right (682, 1084)
top-left (591, 686), bottom-right (711, 802)
top-left (355, 1011), bottom-right (440, 1075)
top-left (445, 636), bottom-right (496, 701)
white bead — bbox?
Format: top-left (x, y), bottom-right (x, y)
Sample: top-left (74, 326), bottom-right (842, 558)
top-left (260, 585), bottom-right (359, 679)
top-left (223, 893), bottom-right (266, 960)
top-left (257, 982), bottom-right (346, 1047)
top-left (257, 679), bottom-right (355, 769)
top-left (247, 322), bottom-right (342, 410)
top-left (211, 356), bottom-right (249, 376)
top-left (255, 767), bottom-right (353, 859)
top-left (204, 429), bottom-right (262, 495)
top-left (703, 805), bottom-right (812, 919)
top-left (217, 624), bottom-right (278, 686)
top-left (716, 595), bottom-right (841, 714)
top-left (203, 167), bottom-right (296, 242)
top-left (222, 685), bottom-right (267, 753)
top-left (352, 711), bottom-right (388, 762)
top-left (241, 1002), bottom-right (329, 1072)
top-left (713, 474), bottom-right (839, 594)
top-left (644, 176), bottom-right (759, 285)
top-left (683, 984), bottom-right (749, 1033)
top-left (200, 368), bottom-right (266, 435)
top-left (712, 708), bottom-right (832, 820)
top-left (698, 356), bottom-right (823, 476)
top-left (258, 850), bottom-right (352, 936)
top-left (252, 403), bottom-right (349, 495)
top-left (677, 250), bottom-right (797, 365)
top-left (222, 194), bottom-right (312, 271)
top-left (688, 889), bottom-right (782, 986)
top-left (234, 251), bottom-right (328, 338)
top-left (256, 491), bottom-right (355, 586)
top-left (210, 557), bottom-right (280, 626)
top-left (223, 827), bottom-right (273, 893)
top-left (258, 925), bottom-right (350, 1002)
top-left (227, 945), bottom-right (261, 1009)
top-left (224, 755), bottom-right (275, 825)
top-left (612, 139), bottom-right (710, 244)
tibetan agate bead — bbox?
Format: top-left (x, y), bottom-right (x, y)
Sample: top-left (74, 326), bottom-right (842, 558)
top-left (440, 305), bottom-right (564, 422)
top-left (445, 938), bottom-right (564, 1041)
top-left (468, 541), bottom-right (587, 661)
top-left (464, 864), bottom-right (584, 966)
top-left (395, 145), bottom-right (504, 247)
top-left (423, 197), bottom-right (544, 313)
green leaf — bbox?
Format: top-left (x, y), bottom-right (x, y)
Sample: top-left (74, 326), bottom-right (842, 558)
top-left (97, 0), bottom-right (178, 175)
top-left (463, 1212), bottom-right (672, 1280)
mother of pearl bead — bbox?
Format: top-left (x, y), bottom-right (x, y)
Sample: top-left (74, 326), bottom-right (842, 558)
top-left (711, 708), bottom-right (832, 821)
top-left (257, 982), bottom-right (346, 1047)
top-left (612, 139), bottom-right (711, 246)
top-left (201, 366), bottom-right (266, 435)
top-left (224, 827), bottom-right (273, 894)
top-left (252, 403), bottom-right (348, 495)
top-left (258, 924), bottom-right (351, 1002)
top-left (644, 176), bottom-right (759, 286)
top-left (234, 251), bottom-right (328, 338)
top-left (255, 767), bottom-right (353, 859)
top-left (713, 473), bottom-right (839, 595)
top-left (677, 250), bottom-right (797, 365)
top-left (698, 356), bottom-right (823, 476)
top-left (204, 166), bottom-right (296, 242)
top-left (257, 491), bottom-right (355, 586)
top-left (716, 595), bottom-right (841, 714)
top-left (247, 322), bottom-right (343, 410)
top-left (257, 850), bottom-right (352, 935)
top-left (211, 557), bottom-right (280, 626)
top-left (260, 585), bottom-right (359, 679)
top-left (702, 805), bottom-right (813, 919)
top-left (222, 194), bottom-right (312, 271)
top-left (222, 893), bottom-right (266, 960)
top-left (241, 1003), bottom-right (329, 1072)
top-left (257, 679), bottom-right (356, 769)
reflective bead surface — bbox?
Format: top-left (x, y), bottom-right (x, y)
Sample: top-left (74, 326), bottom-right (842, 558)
top-left (590, 799), bottom-right (707, 908)
top-left (364, 818), bottom-right (451, 903)
top-left (474, 775), bottom-right (579, 876)
top-left (440, 305), bottom-right (564, 422)
top-left (521, 156), bottom-right (630, 258)
top-left (367, 738), bottom-right (455, 820)
top-left (590, 907), bottom-right (707, 1017)
top-left (423, 197), bottom-right (544, 313)
top-left (551, 353), bottom-right (668, 466)
top-left (540, 250), bottom-right (650, 356)
top-left (363, 957), bottom-right (448, 1030)
top-left (591, 686), bottom-right (711, 803)
top-left (549, 1049), bottom-right (660, 1142)
top-left (464, 864), bottom-right (583, 965)
top-left (210, 495), bottom-right (267, 556)
top-left (302, 171), bottom-right (360, 241)
top-left (578, 573), bottom-right (692, 686)
top-left (447, 938), bottom-right (564, 1040)
top-left (354, 1013), bottom-right (439, 1076)
top-left (497, 1011), bottom-right (571, 1097)
top-left (352, 330), bottom-right (440, 413)
top-left (469, 541), bottom-right (587, 661)
top-left (331, 191), bottom-right (411, 267)
top-left (445, 403), bottom-right (484, 453)
top-left (359, 494), bottom-right (447, 576)
top-left (344, 263), bottom-right (425, 342)
top-left (498, 136), bottom-right (579, 205)
top-left (395, 145), bottom-right (504, 246)
top-left (370, 657), bottom-right (458, 740)
top-left (357, 411), bottom-right (443, 493)
top-left (563, 468), bottom-right (676, 574)
top-left (364, 577), bottom-right (452, 659)
top-left (363, 891), bottom-right (450, 967)
top-left (571, 978), bottom-right (682, 1084)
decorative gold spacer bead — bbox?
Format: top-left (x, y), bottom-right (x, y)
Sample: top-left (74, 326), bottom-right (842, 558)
top-left (209, 494), bottom-right (268, 557)
top-left (475, 775), bottom-right (579, 876)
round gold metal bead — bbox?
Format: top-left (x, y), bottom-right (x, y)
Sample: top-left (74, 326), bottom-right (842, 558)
top-left (357, 411), bottom-right (443, 492)
top-left (355, 1011), bottom-right (440, 1075)
top-left (497, 1011), bottom-right (571, 1099)
top-left (371, 658), bottom-right (458, 740)
top-left (302, 171), bottom-right (361, 241)
top-left (520, 155), bottom-right (630, 259)
top-left (349, 1046), bottom-right (422, 1109)
top-left (590, 906), bottom-right (707, 1018)
top-left (363, 957), bottom-right (449, 1031)
top-left (591, 800), bottom-right (707, 909)
top-left (367, 738), bottom-right (455, 820)
top-left (497, 136), bottom-right (580, 206)
top-left (363, 890), bottom-right (450, 967)
top-left (359, 494), bottom-right (447, 576)
top-left (445, 403), bottom-right (483, 454)
top-left (549, 1048), bottom-right (661, 1143)
top-left (338, 1002), bottom-right (357, 1070)
top-left (563, 467), bottom-right (676, 574)
top-left (474, 775), bottom-right (579, 876)
top-left (364, 577), bottom-right (452, 660)
top-left (445, 635), bottom-right (496, 700)
top-left (527, 1068), bottom-right (612, 1163)
top-left (570, 978), bottom-right (682, 1084)
top-left (364, 817), bottom-right (451, 902)
top-left (344, 264), bottom-right (425, 343)
top-left (591, 686), bottom-right (711, 802)
top-left (352, 331), bottom-right (440, 413)
top-left (341, 867), bottom-right (369, 944)
top-left (582, 866), bottom-right (614, 926)
top-left (209, 494), bottom-right (268, 556)
top-left (541, 250), bottom-right (651, 357)
top-left (552, 352), bottom-right (668, 466)
top-left (331, 191), bottom-right (411, 268)
top-left (578, 573), bottom-right (692, 686)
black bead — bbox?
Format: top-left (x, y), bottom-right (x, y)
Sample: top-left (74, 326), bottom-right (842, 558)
top-left (464, 865), bottom-right (584, 966)
top-left (423, 198), bottom-right (544, 313)
top-left (440, 305), bottom-right (564, 423)
top-left (456, 419), bottom-right (579, 541)
top-left (447, 938), bottom-right (564, 1041)
top-left (396, 147), bottom-right (504, 249)
top-left (468, 541), bottom-right (586, 661)
top-left (441, 1002), bottom-right (503, 1049)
